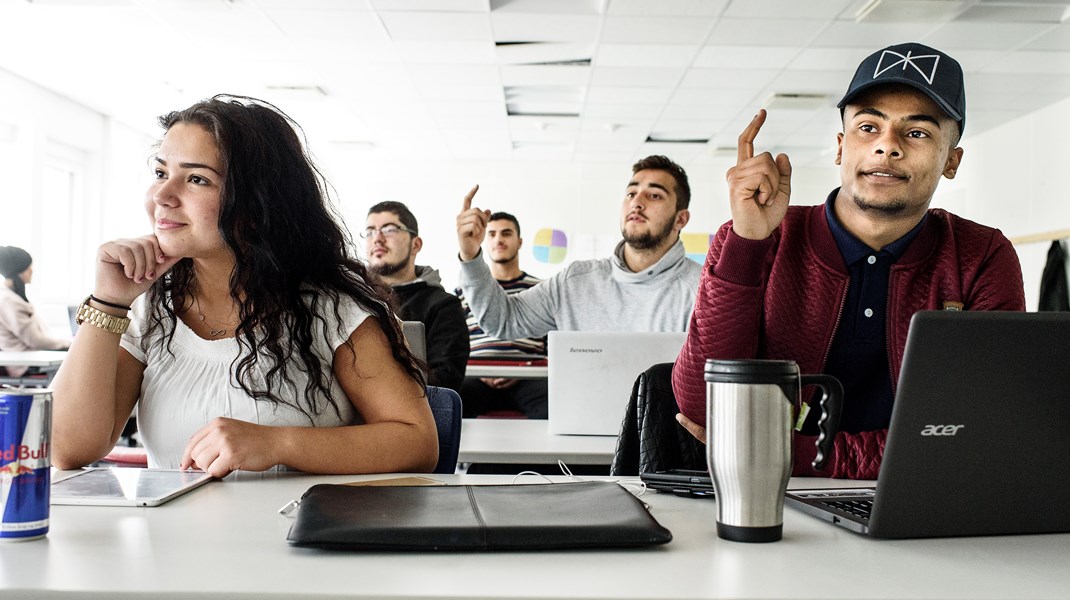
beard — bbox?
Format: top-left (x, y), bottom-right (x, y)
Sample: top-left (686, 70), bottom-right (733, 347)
top-left (491, 250), bottom-right (518, 264)
top-left (622, 215), bottom-right (676, 251)
top-left (369, 248), bottom-right (411, 277)
top-left (852, 194), bottom-right (911, 216)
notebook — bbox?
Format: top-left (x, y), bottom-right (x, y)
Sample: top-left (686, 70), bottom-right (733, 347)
top-left (786, 311), bottom-right (1070, 539)
top-left (547, 331), bottom-right (687, 436)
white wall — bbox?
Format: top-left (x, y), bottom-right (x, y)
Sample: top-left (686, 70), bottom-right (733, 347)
top-left (933, 96), bottom-right (1070, 311)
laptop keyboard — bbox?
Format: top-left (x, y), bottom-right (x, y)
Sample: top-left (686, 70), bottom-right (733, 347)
top-left (824, 499), bottom-right (873, 520)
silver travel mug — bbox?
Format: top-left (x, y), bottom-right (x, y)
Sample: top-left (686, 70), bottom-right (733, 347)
top-left (704, 359), bottom-right (842, 543)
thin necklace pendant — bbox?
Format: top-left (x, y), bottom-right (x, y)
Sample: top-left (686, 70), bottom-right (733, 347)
top-left (210, 328), bottom-right (228, 337)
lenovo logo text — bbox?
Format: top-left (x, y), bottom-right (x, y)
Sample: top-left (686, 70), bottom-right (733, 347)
top-left (569, 347), bottom-right (603, 353)
top-left (920, 424), bottom-right (964, 436)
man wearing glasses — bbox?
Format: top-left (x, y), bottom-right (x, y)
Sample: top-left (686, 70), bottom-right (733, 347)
top-left (364, 201), bottom-right (470, 393)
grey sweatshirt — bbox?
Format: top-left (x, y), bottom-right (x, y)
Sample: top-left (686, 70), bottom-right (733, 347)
top-left (457, 239), bottom-right (701, 340)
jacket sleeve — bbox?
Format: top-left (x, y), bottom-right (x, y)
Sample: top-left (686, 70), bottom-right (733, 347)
top-left (792, 430), bottom-right (886, 480)
top-left (672, 223), bottom-right (776, 425)
top-left (424, 294), bottom-right (471, 393)
top-left (457, 252), bottom-right (557, 340)
top-left (966, 229), bottom-right (1026, 311)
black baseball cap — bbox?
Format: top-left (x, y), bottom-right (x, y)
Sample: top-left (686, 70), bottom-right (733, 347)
top-left (838, 42), bottom-right (965, 135)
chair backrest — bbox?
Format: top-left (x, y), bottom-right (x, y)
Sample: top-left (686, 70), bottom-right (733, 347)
top-left (425, 386), bottom-right (462, 474)
top-left (611, 362), bottom-right (706, 476)
top-left (401, 321), bottom-right (427, 363)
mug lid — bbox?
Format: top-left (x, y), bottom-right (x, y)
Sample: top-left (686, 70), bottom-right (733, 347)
top-left (704, 358), bottom-right (799, 382)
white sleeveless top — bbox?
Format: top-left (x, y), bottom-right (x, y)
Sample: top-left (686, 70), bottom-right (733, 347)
top-left (120, 294), bottom-right (372, 469)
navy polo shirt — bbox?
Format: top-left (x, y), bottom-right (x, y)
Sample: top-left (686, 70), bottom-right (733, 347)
top-left (805, 194), bottom-right (925, 435)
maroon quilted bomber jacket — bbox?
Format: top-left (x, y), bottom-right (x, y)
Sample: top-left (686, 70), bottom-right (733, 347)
top-left (673, 202), bottom-right (1025, 479)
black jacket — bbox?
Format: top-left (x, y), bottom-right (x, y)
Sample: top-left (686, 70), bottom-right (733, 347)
top-left (392, 266), bottom-right (470, 392)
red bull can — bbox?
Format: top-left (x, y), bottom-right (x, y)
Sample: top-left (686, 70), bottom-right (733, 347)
top-left (0, 389), bottom-right (51, 541)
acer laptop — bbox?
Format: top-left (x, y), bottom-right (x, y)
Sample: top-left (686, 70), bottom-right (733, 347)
top-left (547, 331), bottom-right (686, 436)
top-left (786, 311), bottom-right (1070, 538)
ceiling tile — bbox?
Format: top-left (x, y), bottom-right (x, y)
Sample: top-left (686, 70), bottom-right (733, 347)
top-left (501, 65), bottom-right (591, 86)
top-left (266, 8), bottom-right (389, 40)
top-left (596, 44), bottom-right (700, 67)
top-left (586, 86), bottom-right (675, 104)
top-left (589, 66), bottom-right (685, 87)
top-left (709, 18), bottom-right (825, 47)
top-left (722, 0), bottom-right (854, 20)
top-left (600, 16), bottom-right (716, 45)
top-left (394, 41), bottom-right (498, 64)
top-left (584, 103), bottom-right (665, 119)
top-left (924, 21), bottom-right (1057, 51)
top-left (606, 0), bottom-right (729, 17)
top-left (980, 50), bottom-right (1070, 75)
top-left (409, 65), bottom-right (501, 86)
top-left (669, 87), bottom-right (761, 108)
top-left (379, 11), bottom-right (492, 41)
top-left (809, 20), bottom-right (942, 48)
top-left (788, 47), bottom-right (870, 71)
top-left (369, 0), bottom-right (486, 11)
top-left (1022, 22), bottom-right (1070, 51)
top-left (680, 67), bottom-right (780, 89)
top-left (491, 13), bottom-right (600, 42)
top-left (694, 45), bottom-right (801, 69)
top-left (490, 0), bottom-right (601, 15)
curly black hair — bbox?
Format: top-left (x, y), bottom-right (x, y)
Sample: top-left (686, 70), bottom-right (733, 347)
top-left (142, 95), bottom-right (425, 422)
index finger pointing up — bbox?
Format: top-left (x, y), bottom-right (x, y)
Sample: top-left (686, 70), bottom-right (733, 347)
top-left (737, 109), bottom-right (769, 165)
top-left (462, 184), bottom-right (480, 211)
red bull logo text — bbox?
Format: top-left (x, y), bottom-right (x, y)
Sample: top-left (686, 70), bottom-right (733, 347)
top-left (1, 390), bottom-right (52, 542)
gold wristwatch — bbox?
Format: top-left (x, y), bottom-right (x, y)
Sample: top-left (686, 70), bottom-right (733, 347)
top-left (76, 295), bottom-right (131, 335)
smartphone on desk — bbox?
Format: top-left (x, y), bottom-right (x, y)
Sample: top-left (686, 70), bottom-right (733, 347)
top-left (640, 469), bottom-right (715, 498)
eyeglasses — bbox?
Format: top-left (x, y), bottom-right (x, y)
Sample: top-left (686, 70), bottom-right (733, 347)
top-left (360, 224), bottom-right (416, 239)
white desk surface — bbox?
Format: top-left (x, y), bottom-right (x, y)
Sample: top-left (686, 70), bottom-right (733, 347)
top-left (3, 472), bottom-right (1068, 600)
top-left (0, 350), bottom-right (66, 368)
top-left (465, 364), bottom-right (548, 378)
top-left (458, 418), bottom-right (615, 465)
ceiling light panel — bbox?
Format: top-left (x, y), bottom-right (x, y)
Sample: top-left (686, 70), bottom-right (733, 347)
top-left (501, 65), bottom-right (591, 86)
top-left (490, 0), bottom-right (602, 15)
top-left (600, 16), bottom-right (716, 45)
top-left (495, 42), bottom-right (594, 65)
top-left (379, 11), bottom-right (492, 41)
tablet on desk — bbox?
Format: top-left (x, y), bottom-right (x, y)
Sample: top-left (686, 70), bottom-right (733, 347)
top-left (51, 467), bottom-right (214, 507)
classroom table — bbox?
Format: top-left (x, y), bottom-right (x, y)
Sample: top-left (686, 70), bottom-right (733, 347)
top-left (0, 350), bottom-right (66, 386)
top-left (3, 471), bottom-right (1068, 599)
top-left (464, 364), bottom-right (548, 379)
top-left (458, 418), bottom-right (616, 466)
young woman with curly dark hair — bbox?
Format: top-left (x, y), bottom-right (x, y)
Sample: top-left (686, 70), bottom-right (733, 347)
top-left (51, 95), bottom-right (438, 476)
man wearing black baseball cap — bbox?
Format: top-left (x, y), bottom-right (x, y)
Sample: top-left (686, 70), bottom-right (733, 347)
top-left (672, 42), bottom-right (1026, 479)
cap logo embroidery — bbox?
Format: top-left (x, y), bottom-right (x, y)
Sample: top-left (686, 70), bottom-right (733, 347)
top-left (873, 49), bottom-right (940, 85)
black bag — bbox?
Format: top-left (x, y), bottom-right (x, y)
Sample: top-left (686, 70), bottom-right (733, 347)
top-left (286, 481), bottom-right (671, 551)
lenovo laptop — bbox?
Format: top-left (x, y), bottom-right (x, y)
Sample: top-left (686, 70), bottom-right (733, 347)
top-left (547, 331), bottom-right (686, 436)
top-left (786, 311), bottom-right (1070, 538)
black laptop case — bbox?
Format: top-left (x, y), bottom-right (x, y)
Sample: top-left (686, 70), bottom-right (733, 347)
top-left (287, 481), bottom-right (672, 551)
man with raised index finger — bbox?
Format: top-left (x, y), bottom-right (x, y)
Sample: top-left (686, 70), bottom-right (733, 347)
top-left (672, 42), bottom-right (1025, 479)
top-left (455, 155), bottom-right (701, 341)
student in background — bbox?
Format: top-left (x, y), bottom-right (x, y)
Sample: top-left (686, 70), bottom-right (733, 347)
top-left (364, 201), bottom-right (470, 393)
top-left (455, 155), bottom-right (701, 339)
top-left (455, 212), bottom-right (548, 418)
top-left (0, 246), bottom-right (71, 376)
top-left (51, 96), bottom-right (438, 476)
top-left (673, 43), bottom-right (1025, 479)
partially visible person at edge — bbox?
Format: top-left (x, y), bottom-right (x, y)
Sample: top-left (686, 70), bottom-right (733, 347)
top-left (0, 246), bottom-right (72, 376)
top-left (454, 212), bottom-right (548, 419)
top-left (50, 96), bottom-right (438, 477)
top-left (672, 42), bottom-right (1025, 480)
top-left (364, 201), bottom-right (470, 393)
top-left (455, 155), bottom-right (701, 339)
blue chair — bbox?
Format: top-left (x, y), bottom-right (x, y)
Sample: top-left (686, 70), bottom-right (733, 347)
top-left (426, 386), bottom-right (462, 474)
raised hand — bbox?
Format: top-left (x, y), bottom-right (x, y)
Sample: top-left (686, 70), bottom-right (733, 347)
top-left (94, 235), bottom-right (181, 307)
top-left (724, 109), bottom-right (792, 241)
top-left (456, 184), bottom-right (491, 261)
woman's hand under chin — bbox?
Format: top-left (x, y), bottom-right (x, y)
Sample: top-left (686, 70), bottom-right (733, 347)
top-left (94, 235), bottom-right (182, 305)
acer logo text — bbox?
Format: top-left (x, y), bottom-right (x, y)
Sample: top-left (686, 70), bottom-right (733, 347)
top-left (920, 424), bottom-right (964, 436)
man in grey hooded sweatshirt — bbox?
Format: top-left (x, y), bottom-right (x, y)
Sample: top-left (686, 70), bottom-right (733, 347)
top-left (365, 201), bottom-right (470, 392)
top-left (456, 155), bottom-right (701, 340)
